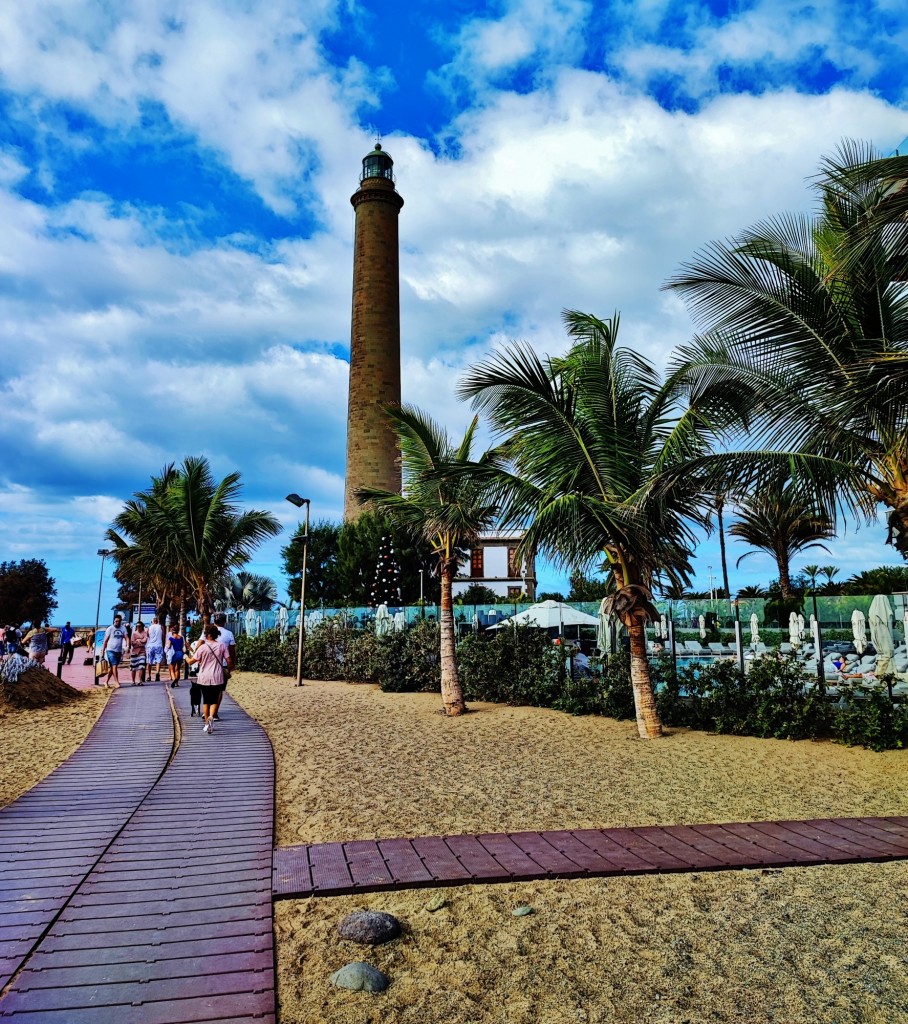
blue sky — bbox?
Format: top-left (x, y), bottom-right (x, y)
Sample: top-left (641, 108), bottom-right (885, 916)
top-left (1, 0), bottom-right (907, 623)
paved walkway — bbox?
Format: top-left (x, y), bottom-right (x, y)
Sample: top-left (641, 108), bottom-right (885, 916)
top-left (273, 817), bottom-right (908, 898)
top-left (0, 681), bottom-right (275, 1023)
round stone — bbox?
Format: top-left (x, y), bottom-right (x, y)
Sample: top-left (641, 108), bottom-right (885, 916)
top-left (329, 962), bottom-right (390, 993)
top-left (337, 910), bottom-right (401, 945)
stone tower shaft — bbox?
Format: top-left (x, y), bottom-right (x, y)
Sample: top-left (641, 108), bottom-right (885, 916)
top-left (344, 144), bottom-right (404, 520)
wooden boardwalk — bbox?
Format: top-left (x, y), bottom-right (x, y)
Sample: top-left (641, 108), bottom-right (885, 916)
top-left (0, 681), bottom-right (174, 992)
top-left (0, 684), bottom-right (276, 1024)
top-left (273, 817), bottom-right (908, 898)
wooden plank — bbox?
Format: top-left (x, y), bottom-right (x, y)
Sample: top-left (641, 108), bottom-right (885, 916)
top-left (410, 836), bottom-right (473, 882)
top-left (377, 838), bottom-right (435, 887)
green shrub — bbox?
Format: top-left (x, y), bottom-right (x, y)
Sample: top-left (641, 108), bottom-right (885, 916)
top-left (554, 652), bottom-right (636, 719)
top-left (236, 629), bottom-right (296, 676)
top-left (458, 626), bottom-right (564, 707)
top-left (832, 686), bottom-right (908, 752)
top-left (372, 621), bottom-right (440, 693)
top-left (656, 655), bottom-right (833, 741)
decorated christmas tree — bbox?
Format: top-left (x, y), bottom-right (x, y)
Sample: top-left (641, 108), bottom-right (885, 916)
top-left (370, 534), bottom-right (402, 606)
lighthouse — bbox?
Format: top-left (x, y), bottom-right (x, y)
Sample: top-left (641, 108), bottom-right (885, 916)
top-left (343, 142), bottom-right (404, 520)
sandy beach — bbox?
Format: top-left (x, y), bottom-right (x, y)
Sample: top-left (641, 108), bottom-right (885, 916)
top-left (229, 674), bottom-right (908, 1024)
top-left (0, 688), bottom-right (110, 808)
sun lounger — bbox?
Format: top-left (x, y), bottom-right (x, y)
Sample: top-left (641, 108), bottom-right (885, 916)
top-left (683, 640), bottom-right (708, 657)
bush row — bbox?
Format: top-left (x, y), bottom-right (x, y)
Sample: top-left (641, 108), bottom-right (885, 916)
top-left (235, 624), bottom-right (907, 751)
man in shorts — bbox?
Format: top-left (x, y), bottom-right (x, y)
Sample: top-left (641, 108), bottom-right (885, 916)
top-left (212, 613), bottom-right (236, 720)
top-left (146, 615), bottom-right (165, 682)
top-left (101, 614), bottom-right (129, 687)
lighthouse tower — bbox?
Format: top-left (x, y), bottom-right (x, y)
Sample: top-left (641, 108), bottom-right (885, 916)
top-left (343, 142), bottom-right (405, 520)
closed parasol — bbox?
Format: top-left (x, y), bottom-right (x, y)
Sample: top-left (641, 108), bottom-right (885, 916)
top-left (749, 613), bottom-right (759, 646)
top-left (851, 609), bottom-right (867, 654)
top-left (374, 603), bottom-right (393, 636)
top-left (868, 595), bottom-right (895, 678)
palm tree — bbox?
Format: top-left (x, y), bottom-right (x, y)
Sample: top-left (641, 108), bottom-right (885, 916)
top-left (665, 141), bottom-right (908, 557)
top-left (460, 310), bottom-right (714, 740)
top-left (803, 564), bottom-right (822, 592)
top-left (108, 457), bottom-right (281, 626)
top-left (216, 572), bottom-right (278, 612)
top-left (819, 565), bottom-right (840, 590)
top-left (108, 464), bottom-right (183, 624)
top-left (728, 483), bottom-right (834, 598)
top-left (358, 407), bottom-right (501, 716)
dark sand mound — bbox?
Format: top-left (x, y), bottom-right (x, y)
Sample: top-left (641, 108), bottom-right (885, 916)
top-left (0, 656), bottom-right (84, 710)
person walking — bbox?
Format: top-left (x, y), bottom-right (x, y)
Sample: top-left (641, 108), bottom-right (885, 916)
top-left (129, 621), bottom-right (149, 685)
top-left (23, 623), bottom-right (49, 665)
top-left (212, 613), bottom-right (236, 721)
top-left (146, 616), bottom-right (165, 682)
top-left (166, 622), bottom-right (185, 688)
top-left (5, 625), bottom-right (21, 654)
top-left (185, 624), bottom-right (233, 733)
top-left (101, 614), bottom-right (129, 687)
top-left (59, 621), bottom-right (76, 665)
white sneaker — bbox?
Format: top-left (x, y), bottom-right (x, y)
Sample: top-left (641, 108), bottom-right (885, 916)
top-left (202, 722), bottom-right (209, 733)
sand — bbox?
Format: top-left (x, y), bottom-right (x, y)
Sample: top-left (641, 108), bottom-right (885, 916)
top-left (0, 689), bottom-right (110, 808)
top-left (229, 674), bottom-right (908, 1024)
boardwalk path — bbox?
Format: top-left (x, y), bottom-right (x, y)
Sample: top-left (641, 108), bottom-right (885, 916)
top-left (0, 682), bottom-right (174, 992)
top-left (0, 684), bottom-right (275, 1024)
top-left (273, 817), bottom-right (908, 898)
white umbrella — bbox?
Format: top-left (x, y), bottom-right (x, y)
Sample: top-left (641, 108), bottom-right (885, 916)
top-left (698, 614), bottom-right (706, 639)
top-left (852, 609), bottom-right (867, 654)
top-left (393, 610), bottom-right (407, 632)
top-left (749, 613), bottom-right (759, 646)
top-left (903, 611), bottom-right (908, 642)
top-left (277, 605), bottom-right (289, 640)
top-left (868, 595), bottom-right (895, 677)
top-left (491, 600), bottom-right (599, 630)
top-left (810, 614), bottom-right (819, 644)
top-left (374, 603), bottom-right (393, 637)
top-left (659, 614), bottom-right (668, 641)
top-left (244, 608), bottom-right (257, 636)
top-left (797, 613), bottom-right (805, 640)
top-left (788, 611), bottom-right (800, 647)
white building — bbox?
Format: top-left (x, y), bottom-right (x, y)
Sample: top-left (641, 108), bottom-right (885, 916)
top-left (452, 531), bottom-right (537, 600)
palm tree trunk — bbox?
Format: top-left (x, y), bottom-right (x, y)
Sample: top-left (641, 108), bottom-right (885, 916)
top-left (777, 554), bottom-right (793, 598)
top-left (716, 496), bottom-right (731, 599)
top-left (439, 564), bottom-right (466, 716)
top-left (628, 619), bottom-right (663, 739)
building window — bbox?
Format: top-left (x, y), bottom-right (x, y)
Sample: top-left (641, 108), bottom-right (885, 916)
top-left (507, 547), bottom-right (521, 579)
top-left (470, 547), bottom-right (485, 577)
top-left (507, 586), bottom-right (522, 599)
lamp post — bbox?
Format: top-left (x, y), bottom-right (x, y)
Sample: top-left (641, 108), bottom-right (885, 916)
top-left (94, 549), bottom-right (115, 686)
top-left (286, 494), bottom-right (310, 687)
top-left (419, 568), bottom-right (424, 620)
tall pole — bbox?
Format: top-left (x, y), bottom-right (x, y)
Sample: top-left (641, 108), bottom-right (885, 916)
top-left (136, 579), bottom-right (142, 624)
top-left (419, 568), bottom-right (424, 620)
top-left (297, 501), bottom-right (310, 688)
top-left (811, 589), bottom-right (825, 690)
top-left (286, 494), bottom-right (311, 687)
top-left (93, 549), bottom-right (113, 686)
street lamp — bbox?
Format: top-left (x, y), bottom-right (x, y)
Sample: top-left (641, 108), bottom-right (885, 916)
top-left (419, 568), bottom-right (424, 620)
top-left (286, 494), bottom-right (310, 687)
top-left (94, 549), bottom-right (115, 686)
